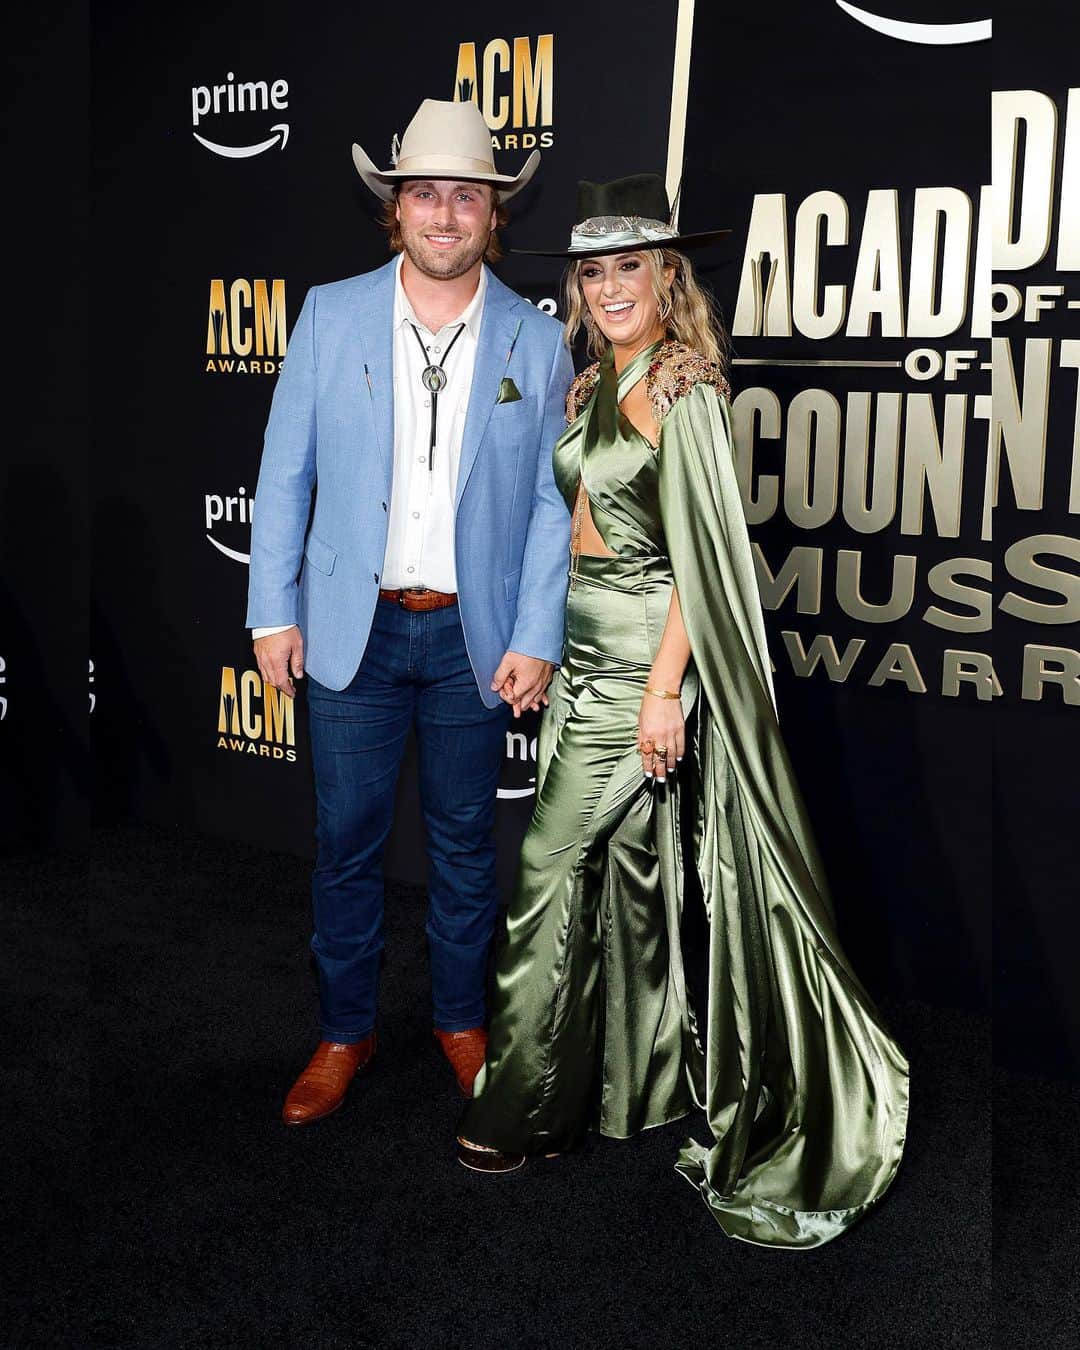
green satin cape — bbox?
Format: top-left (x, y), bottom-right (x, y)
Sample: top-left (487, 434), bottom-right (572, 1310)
top-left (653, 355), bottom-right (909, 1247)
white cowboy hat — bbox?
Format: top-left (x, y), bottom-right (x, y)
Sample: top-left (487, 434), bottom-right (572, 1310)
top-left (352, 98), bottom-right (540, 202)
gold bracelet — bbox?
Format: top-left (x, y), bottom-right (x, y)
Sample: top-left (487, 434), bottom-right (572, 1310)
top-left (645, 686), bottom-right (680, 700)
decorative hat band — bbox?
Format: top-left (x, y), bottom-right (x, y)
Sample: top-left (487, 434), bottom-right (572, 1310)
top-left (568, 215), bottom-right (678, 251)
top-left (511, 175), bottom-right (732, 259)
top-left (392, 152), bottom-right (501, 176)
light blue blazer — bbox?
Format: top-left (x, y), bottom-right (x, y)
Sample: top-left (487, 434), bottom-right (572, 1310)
top-left (246, 259), bottom-right (574, 706)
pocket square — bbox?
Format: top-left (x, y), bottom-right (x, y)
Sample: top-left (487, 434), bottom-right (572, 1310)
top-left (497, 377), bottom-right (523, 404)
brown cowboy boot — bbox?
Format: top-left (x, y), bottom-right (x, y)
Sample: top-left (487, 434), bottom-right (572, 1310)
top-left (433, 1027), bottom-right (488, 1097)
top-left (281, 1035), bottom-right (377, 1126)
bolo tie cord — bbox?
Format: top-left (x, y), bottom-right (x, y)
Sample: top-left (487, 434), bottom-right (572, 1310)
top-left (408, 322), bottom-right (466, 472)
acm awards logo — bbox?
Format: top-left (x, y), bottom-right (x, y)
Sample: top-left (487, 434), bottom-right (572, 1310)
top-left (191, 73), bottom-right (290, 158)
top-left (217, 666), bottom-right (297, 762)
top-left (206, 279), bottom-right (287, 375)
top-left (453, 35), bottom-right (554, 150)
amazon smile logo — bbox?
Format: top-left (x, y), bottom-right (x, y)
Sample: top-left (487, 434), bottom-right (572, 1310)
top-left (191, 72), bottom-right (290, 158)
top-left (498, 725), bottom-right (539, 799)
top-left (835, 2), bottom-right (991, 44)
top-left (205, 488), bottom-right (254, 565)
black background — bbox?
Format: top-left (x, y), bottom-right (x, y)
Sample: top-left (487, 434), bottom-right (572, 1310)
top-left (3, 3), bottom-right (1074, 1076)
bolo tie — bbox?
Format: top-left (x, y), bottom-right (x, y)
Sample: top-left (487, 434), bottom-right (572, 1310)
top-left (409, 321), bottom-right (466, 472)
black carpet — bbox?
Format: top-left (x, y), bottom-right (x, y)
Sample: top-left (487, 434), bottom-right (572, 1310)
top-left (993, 1067), bottom-right (1080, 1349)
top-left (4, 824), bottom-right (1002, 1348)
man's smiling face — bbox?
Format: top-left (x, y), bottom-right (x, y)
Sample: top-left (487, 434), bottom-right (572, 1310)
top-left (395, 180), bottom-right (498, 280)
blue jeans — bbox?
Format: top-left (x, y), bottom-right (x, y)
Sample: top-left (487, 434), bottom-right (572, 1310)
top-left (306, 600), bottom-right (511, 1042)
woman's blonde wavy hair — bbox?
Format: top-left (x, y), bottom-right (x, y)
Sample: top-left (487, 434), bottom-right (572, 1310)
top-left (562, 249), bottom-right (729, 371)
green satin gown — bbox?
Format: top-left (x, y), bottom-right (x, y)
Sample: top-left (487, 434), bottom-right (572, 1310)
top-left (459, 340), bottom-right (909, 1248)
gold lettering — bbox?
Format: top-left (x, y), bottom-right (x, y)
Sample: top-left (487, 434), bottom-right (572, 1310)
top-left (783, 389), bottom-right (841, 529)
top-left (867, 643), bottom-right (926, 693)
top-left (907, 188), bottom-right (972, 339)
top-left (482, 39), bottom-right (510, 129)
top-left (453, 43), bottom-right (479, 103)
top-left (240, 670), bottom-right (262, 739)
top-left (970, 186), bottom-right (995, 338)
top-left (512, 35), bottom-right (553, 128)
top-left (900, 394), bottom-right (967, 538)
top-left (846, 189), bottom-right (905, 338)
top-left (1001, 534), bottom-right (1080, 624)
top-left (264, 682), bottom-right (296, 746)
top-left (992, 89), bottom-right (1057, 271)
top-left (842, 392), bottom-right (900, 534)
top-left (990, 337), bottom-right (1050, 514)
top-left (217, 667), bottom-right (240, 734)
top-left (733, 195), bottom-right (792, 338)
top-left (255, 280), bottom-right (287, 357)
top-left (1021, 644), bottom-right (1080, 703)
top-left (754, 544), bottom-right (823, 614)
top-left (1058, 88), bottom-right (1080, 269)
top-left (1058, 339), bottom-right (1080, 513)
top-left (781, 631), bottom-right (865, 681)
top-left (732, 388), bottom-right (781, 523)
top-left (229, 279), bottom-right (252, 357)
top-left (942, 650), bottom-right (1002, 701)
top-left (836, 550), bottom-right (917, 624)
top-left (923, 559), bottom-right (992, 633)
top-left (792, 191), bottom-right (848, 340)
top-left (207, 280), bottom-right (229, 355)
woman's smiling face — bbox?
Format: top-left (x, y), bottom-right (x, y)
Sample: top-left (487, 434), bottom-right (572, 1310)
top-left (578, 251), bottom-right (672, 352)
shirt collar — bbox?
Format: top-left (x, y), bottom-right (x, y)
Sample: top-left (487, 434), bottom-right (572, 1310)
top-left (393, 254), bottom-right (487, 341)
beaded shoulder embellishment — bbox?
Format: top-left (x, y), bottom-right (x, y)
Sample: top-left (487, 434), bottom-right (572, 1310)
top-left (565, 363), bottom-right (601, 424)
top-left (644, 341), bottom-right (731, 426)
top-left (565, 345), bottom-right (729, 428)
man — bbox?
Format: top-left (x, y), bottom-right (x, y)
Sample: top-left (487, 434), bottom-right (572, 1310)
top-left (247, 99), bottom-right (572, 1125)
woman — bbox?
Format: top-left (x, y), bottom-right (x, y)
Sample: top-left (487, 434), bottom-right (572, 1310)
top-left (456, 175), bottom-right (909, 1248)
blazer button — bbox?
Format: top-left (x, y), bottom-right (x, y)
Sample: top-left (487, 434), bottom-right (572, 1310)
top-left (381, 502), bottom-right (387, 510)
top-left (373, 573), bottom-right (379, 582)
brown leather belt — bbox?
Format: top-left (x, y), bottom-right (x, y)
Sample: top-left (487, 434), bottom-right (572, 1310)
top-left (378, 586), bottom-right (458, 612)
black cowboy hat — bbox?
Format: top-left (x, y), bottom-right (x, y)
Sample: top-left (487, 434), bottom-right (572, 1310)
top-left (513, 173), bottom-right (731, 258)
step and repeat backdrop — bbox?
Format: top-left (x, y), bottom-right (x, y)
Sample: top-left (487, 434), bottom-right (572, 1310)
top-left (89, 2), bottom-right (1078, 1067)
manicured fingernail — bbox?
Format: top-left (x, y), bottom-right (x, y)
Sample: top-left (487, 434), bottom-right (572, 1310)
top-left (644, 771), bottom-right (653, 778)
top-left (676, 756), bottom-right (683, 762)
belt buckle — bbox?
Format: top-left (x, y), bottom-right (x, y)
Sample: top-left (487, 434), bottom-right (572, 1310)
top-left (400, 586), bottom-right (427, 608)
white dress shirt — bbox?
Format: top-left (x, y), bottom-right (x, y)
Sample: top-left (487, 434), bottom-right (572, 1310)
top-left (253, 257), bottom-right (486, 639)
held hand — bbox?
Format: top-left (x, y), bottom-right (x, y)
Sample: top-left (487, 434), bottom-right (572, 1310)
top-left (254, 626), bottom-right (304, 699)
top-left (491, 652), bottom-right (556, 718)
top-left (638, 689), bottom-right (685, 783)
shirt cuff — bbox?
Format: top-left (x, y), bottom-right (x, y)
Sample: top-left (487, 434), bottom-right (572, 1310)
top-left (252, 624), bottom-right (295, 639)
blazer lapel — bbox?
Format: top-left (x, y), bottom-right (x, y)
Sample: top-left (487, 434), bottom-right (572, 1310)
top-left (456, 268), bottom-right (518, 508)
top-left (354, 259), bottom-right (397, 495)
